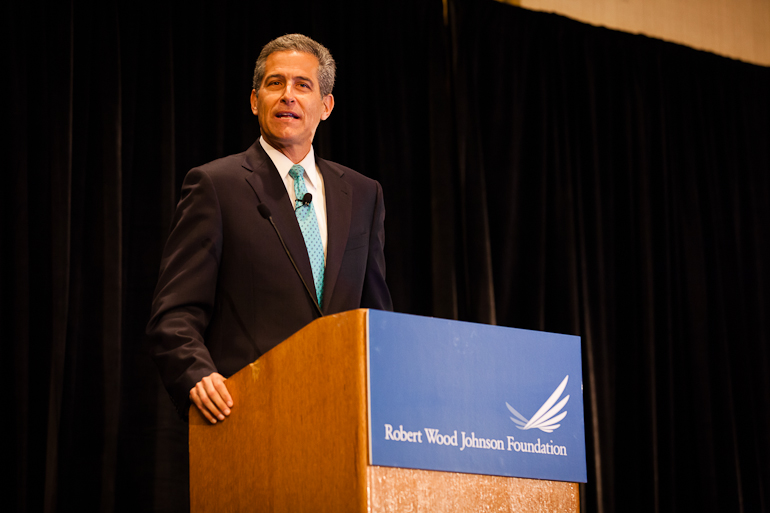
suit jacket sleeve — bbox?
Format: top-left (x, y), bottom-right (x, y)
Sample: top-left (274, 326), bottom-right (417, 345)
top-left (146, 167), bottom-right (222, 415)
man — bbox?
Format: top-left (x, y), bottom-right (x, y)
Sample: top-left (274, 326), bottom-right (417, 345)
top-left (147, 34), bottom-right (392, 424)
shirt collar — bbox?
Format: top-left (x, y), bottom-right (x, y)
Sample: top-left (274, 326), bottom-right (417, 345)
top-left (259, 137), bottom-right (319, 188)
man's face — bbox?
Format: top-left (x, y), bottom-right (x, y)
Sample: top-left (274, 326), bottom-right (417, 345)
top-left (250, 50), bottom-right (334, 160)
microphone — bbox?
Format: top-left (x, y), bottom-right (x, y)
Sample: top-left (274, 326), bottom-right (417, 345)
top-left (297, 193), bottom-right (312, 208)
top-left (257, 203), bottom-right (324, 318)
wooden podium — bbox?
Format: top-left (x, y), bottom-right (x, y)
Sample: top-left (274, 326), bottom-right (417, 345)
top-left (189, 309), bottom-right (579, 512)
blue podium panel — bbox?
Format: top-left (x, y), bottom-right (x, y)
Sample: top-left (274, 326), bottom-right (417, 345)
top-left (367, 310), bottom-right (587, 483)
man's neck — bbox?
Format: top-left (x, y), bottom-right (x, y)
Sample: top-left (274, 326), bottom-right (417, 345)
top-left (259, 137), bottom-right (316, 175)
top-left (262, 137), bottom-right (311, 164)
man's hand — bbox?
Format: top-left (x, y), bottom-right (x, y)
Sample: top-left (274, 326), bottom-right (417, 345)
top-left (190, 372), bottom-right (233, 424)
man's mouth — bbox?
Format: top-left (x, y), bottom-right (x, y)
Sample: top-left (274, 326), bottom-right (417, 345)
top-left (276, 112), bottom-right (300, 119)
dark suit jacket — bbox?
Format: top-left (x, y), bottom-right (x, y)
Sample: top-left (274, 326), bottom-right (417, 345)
top-left (147, 140), bottom-right (392, 417)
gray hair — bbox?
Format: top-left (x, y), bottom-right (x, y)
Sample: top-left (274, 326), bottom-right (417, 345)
top-left (252, 34), bottom-right (336, 97)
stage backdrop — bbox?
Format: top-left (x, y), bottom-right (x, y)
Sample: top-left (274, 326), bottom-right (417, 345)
top-left (5, 0), bottom-right (769, 512)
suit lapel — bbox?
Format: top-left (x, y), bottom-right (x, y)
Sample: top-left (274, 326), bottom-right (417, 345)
top-left (318, 158), bottom-right (352, 313)
top-left (243, 142), bottom-right (317, 300)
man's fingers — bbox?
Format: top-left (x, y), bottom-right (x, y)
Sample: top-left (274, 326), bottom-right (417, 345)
top-left (189, 372), bottom-right (233, 423)
top-left (190, 388), bottom-right (218, 424)
top-left (202, 375), bottom-right (231, 417)
top-left (196, 380), bottom-right (226, 421)
top-left (196, 382), bottom-right (224, 422)
top-left (213, 378), bottom-right (233, 408)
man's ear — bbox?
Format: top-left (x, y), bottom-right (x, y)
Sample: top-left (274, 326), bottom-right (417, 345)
top-left (321, 94), bottom-right (335, 121)
top-left (250, 89), bottom-right (259, 116)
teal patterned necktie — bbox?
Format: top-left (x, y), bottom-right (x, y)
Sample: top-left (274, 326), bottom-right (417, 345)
top-left (289, 164), bottom-right (324, 307)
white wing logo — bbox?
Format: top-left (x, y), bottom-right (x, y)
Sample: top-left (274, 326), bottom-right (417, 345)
top-left (505, 375), bottom-right (570, 433)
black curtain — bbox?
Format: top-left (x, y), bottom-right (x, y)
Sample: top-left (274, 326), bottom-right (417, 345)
top-left (449, 2), bottom-right (770, 511)
top-left (6, 0), bottom-right (769, 512)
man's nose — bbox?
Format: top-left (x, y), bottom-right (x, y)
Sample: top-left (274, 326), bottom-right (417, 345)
top-left (281, 85), bottom-right (296, 103)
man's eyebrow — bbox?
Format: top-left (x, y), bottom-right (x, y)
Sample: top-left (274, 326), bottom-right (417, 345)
top-left (263, 74), bottom-right (314, 85)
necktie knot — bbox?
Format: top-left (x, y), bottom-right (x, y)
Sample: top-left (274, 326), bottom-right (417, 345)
top-left (289, 164), bottom-right (304, 180)
top-left (289, 164), bottom-right (310, 210)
